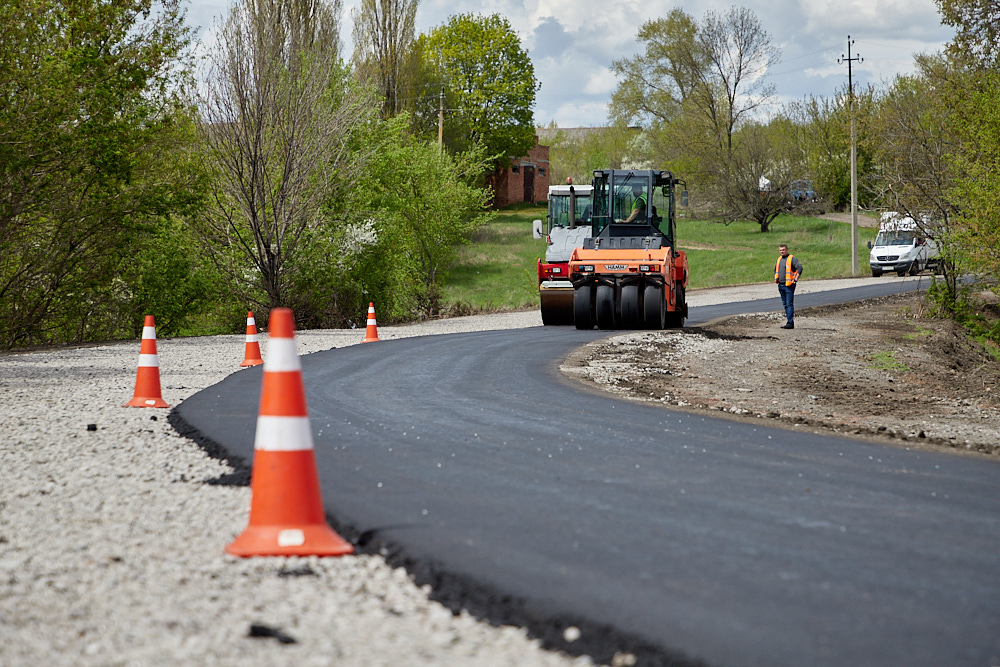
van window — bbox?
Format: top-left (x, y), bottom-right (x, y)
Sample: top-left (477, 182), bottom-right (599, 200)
top-left (875, 230), bottom-right (916, 246)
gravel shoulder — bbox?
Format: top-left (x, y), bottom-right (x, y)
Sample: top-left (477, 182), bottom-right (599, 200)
top-left (0, 312), bottom-right (598, 667)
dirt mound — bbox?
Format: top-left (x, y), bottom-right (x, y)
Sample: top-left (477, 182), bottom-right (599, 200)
top-left (564, 292), bottom-right (1000, 457)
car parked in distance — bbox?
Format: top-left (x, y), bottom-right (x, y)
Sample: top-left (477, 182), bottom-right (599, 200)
top-left (790, 179), bottom-right (816, 202)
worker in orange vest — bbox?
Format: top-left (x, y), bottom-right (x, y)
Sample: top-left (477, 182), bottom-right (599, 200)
top-left (775, 243), bottom-right (803, 329)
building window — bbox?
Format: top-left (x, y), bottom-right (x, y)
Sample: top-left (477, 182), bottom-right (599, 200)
top-left (539, 168), bottom-right (545, 176)
top-left (512, 165), bottom-right (520, 174)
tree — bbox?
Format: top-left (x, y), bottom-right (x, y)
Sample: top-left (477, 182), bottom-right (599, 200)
top-left (784, 86), bottom-right (882, 212)
top-left (949, 70), bottom-right (1000, 287)
top-left (698, 7), bottom-right (780, 152)
top-left (610, 7), bottom-right (781, 226)
top-left (609, 9), bottom-right (703, 129)
top-left (544, 125), bottom-right (638, 185)
top-left (866, 59), bottom-right (958, 225)
top-left (937, 0), bottom-right (1000, 67)
top-left (0, 0), bottom-right (207, 348)
top-left (422, 14), bottom-right (539, 169)
top-left (351, 0), bottom-right (420, 117)
top-left (861, 51), bottom-right (983, 298)
top-left (613, 7), bottom-right (779, 157)
top-left (196, 0), bottom-right (378, 312)
top-left (934, 0), bottom-right (1000, 292)
top-left (709, 119), bottom-right (808, 232)
top-left (787, 94), bottom-right (848, 209)
top-left (364, 125), bottom-right (496, 315)
top-left (289, 114), bottom-right (496, 323)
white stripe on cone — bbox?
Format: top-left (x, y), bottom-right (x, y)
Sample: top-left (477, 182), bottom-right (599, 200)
top-left (245, 333), bottom-right (258, 343)
top-left (277, 529), bottom-right (306, 547)
top-left (138, 354), bottom-right (159, 368)
top-left (142, 326), bottom-right (156, 339)
top-left (265, 338), bottom-right (300, 372)
top-left (254, 416), bottom-right (313, 451)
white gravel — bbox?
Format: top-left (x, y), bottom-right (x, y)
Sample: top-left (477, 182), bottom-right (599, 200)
top-left (0, 276), bottom-right (923, 666)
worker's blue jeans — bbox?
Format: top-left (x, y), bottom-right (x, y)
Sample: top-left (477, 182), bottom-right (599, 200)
top-left (778, 283), bottom-right (796, 325)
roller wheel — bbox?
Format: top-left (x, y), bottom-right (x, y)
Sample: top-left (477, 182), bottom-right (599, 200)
top-left (620, 285), bottom-right (640, 329)
top-left (596, 284), bottom-right (615, 330)
top-left (665, 283), bottom-right (685, 328)
top-left (542, 300), bottom-right (573, 326)
top-left (643, 284), bottom-right (665, 330)
top-left (540, 302), bottom-right (555, 326)
top-left (573, 285), bottom-right (593, 330)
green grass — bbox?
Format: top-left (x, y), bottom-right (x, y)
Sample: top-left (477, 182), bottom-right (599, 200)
top-left (441, 205), bottom-right (548, 311)
top-left (680, 214), bottom-right (878, 289)
top-left (902, 321), bottom-right (934, 340)
top-left (868, 350), bottom-right (910, 371)
top-left (441, 208), bottom-right (879, 311)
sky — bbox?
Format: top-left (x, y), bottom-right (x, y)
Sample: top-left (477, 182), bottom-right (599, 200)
top-left (183, 0), bottom-right (955, 128)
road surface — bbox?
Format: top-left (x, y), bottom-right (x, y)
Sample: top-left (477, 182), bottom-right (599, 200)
top-left (175, 282), bottom-right (1000, 666)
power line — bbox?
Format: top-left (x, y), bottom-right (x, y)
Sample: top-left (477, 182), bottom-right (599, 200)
top-left (777, 42), bottom-right (844, 64)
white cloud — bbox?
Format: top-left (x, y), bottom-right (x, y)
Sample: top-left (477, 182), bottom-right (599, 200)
top-left (801, 0), bottom-right (945, 37)
top-left (583, 67), bottom-right (617, 97)
top-left (184, 0), bottom-right (954, 127)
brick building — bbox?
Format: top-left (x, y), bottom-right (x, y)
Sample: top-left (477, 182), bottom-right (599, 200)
top-left (486, 140), bottom-right (549, 208)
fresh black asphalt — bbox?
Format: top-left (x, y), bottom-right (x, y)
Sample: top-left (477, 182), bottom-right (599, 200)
top-left (174, 280), bottom-right (1000, 666)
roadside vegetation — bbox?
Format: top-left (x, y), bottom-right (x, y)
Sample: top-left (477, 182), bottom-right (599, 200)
top-left (680, 214), bottom-right (878, 289)
top-left (442, 206), bottom-right (544, 314)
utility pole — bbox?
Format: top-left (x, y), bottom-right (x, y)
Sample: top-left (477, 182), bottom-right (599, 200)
top-left (839, 36), bottom-right (863, 275)
top-left (438, 87), bottom-right (444, 148)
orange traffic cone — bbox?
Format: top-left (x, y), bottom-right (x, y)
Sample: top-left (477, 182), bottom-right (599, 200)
top-left (362, 302), bottom-right (380, 342)
top-left (124, 315), bottom-right (168, 408)
top-left (240, 311), bottom-right (264, 367)
top-left (226, 307), bottom-right (354, 558)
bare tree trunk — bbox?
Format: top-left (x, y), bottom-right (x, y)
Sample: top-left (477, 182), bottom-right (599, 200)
top-left (196, 0), bottom-right (374, 309)
top-left (351, 0), bottom-right (419, 118)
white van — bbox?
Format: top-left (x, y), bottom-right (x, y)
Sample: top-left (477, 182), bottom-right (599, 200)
top-left (868, 212), bottom-right (940, 277)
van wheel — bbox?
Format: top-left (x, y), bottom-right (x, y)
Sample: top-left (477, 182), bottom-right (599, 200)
top-left (908, 260), bottom-right (921, 276)
top-left (871, 269), bottom-right (882, 277)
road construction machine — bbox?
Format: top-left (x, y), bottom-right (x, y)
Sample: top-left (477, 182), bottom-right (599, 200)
top-left (533, 181), bottom-right (594, 325)
top-left (568, 169), bottom-right (688, 330)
